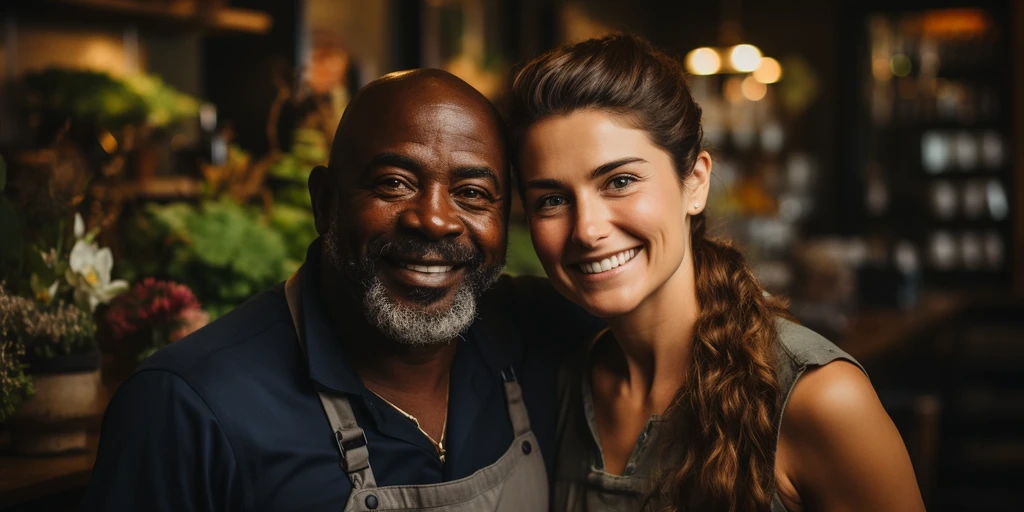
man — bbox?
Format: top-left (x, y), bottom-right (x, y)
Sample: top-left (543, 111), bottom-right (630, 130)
top-left (81, 70), bottom-right (599, 511)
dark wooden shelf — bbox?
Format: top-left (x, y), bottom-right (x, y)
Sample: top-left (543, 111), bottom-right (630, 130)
top-left (7, 0), bottom-right (273, 35)
top-left (90, 176), bottom-right (203, 201)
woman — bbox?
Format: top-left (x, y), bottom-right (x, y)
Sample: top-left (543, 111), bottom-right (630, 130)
top-left (506, 34), bottom-right (925, 511)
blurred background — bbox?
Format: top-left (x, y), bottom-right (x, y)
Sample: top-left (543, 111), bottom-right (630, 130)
top-left (0, 0), bottom-right (1021, 510)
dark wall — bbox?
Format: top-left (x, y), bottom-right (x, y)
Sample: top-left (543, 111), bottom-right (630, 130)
top-left (203, 0), bottom-right (301, 156)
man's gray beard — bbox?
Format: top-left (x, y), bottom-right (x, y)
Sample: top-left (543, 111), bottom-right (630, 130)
top-left (324, 218), bottom-right (504, 346)
top-left (360, 274), bottom-right (479, 346)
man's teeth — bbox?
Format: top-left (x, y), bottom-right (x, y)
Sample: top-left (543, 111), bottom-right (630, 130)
top-left (402, 263), bottom-right (455, 273)
top-left (578, 248), bottom-right (639, 274)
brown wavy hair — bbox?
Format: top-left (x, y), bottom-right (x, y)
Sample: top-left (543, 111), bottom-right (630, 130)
top-left (506, 34), bottom-right (790, 511)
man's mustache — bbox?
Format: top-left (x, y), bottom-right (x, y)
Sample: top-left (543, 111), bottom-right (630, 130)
top-left (366, 236), bottom-right (482, 267)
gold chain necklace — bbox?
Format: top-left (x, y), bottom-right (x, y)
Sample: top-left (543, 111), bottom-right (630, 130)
top-left (368, 382), bottom-right (449, 464)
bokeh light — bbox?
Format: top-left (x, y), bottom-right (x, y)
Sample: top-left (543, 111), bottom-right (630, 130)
top-left (729, 44), bottom-right (762, 72)
top-left (685, 47), bottom-right (721, 75)
top-left (890, 53), bottom-right (912, 77)
top-left (741, 75), bottom-right (768, 101)
top-left (753, 57), bottom-right (782, 83)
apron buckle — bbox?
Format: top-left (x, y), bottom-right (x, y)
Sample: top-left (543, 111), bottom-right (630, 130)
top-left (335, 430), bottom-right (368, 459)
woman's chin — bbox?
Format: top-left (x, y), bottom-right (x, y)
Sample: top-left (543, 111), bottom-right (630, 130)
top-left (573, 292), bottom-right (643, 320)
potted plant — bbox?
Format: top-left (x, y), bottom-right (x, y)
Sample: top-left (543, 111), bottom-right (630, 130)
top-left (102, 278), bottom-right (208, 381)
top-left (0, 214), bottom-right (127, 454)
top-left (0, 296), bottom-right (33, 423)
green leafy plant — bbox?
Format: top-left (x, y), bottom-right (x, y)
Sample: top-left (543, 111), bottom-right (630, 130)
top-left (145, 199), bottom-right (294, 318)
top-left (121, 74), bottom-right (200, 128)
top-left (267, 127), bottom-right (324, 262)
top-left (22, 69), bottom-right (148, 130)
top-left (505, 223), bottom-right (545, 277)
top-left (269, 203), bottom-right (317, 265)
top-left (22, 69), bottom-right (200, 131)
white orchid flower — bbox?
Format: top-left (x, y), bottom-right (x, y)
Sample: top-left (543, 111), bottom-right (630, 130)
top-left (74, 212), bottom-right (85, 238)
top-left (65, 239), bottom-right (128, 312)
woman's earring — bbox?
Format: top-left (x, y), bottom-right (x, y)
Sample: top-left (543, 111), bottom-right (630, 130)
top-left (693, 202), bottom-right (700, 209)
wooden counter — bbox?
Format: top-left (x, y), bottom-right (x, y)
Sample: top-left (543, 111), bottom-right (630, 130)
top-left (0, 383), bottom-right (111, 509)
top-left (838, 292), bottom-right (965, 361)
top-left (0, 435), bottom-right (98, 508)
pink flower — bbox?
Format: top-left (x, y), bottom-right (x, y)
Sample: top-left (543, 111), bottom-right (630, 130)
top-left (104, 278), bottom-right (205, 347)
top-left (170, 308), bottom-right (210, 342)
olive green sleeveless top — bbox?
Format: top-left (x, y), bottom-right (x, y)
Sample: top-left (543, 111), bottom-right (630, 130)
top-left (551, 318), bottom-right (865, 512)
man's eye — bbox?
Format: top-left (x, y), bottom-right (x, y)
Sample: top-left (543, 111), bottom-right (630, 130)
top-left (375, 178), bottom-right (411, 194)
top-left (460, 188), bottom-right (484, 199)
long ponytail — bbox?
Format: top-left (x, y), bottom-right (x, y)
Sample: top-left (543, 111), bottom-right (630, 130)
top-left (644, 212), bottom-right (788, 511)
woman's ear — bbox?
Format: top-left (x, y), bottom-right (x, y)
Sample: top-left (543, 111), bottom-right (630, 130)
top-left (308, 165), bottom-right (331, 235)
top-left (684, 151), bottom-right (712, 215)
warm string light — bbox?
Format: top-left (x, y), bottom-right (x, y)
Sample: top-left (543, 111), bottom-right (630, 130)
top-left (729, 44), bottom-right (761, 72)
top-left (684, 45), bottom-right (782, 101)
top-left (686, 47), bottom-right (721, 75)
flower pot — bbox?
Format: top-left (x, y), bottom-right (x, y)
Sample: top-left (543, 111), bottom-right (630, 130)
top-left (7, 351), bottom-right (102, 455)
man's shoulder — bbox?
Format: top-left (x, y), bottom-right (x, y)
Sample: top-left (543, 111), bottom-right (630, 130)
top-left (139, 284), bottom-right (294, 383)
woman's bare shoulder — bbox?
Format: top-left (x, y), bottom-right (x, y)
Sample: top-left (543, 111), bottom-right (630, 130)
top-left (778, 361), bottom-right (925, 511)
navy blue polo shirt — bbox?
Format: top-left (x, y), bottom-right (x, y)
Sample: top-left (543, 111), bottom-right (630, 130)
top-left (80, 244), bottom-right (600, 512)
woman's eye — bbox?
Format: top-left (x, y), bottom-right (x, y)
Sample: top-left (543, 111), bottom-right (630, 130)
top-left (609, 176), bottom-right (635, 189)
top-left (540, 196), bottom-right (567, 208)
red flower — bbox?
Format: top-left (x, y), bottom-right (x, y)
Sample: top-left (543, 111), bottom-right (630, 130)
top-left (104, 279), bottom-right (207, 346)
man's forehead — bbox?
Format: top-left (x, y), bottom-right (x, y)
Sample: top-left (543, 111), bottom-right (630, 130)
top-left (352, 99), bottom-right (502, 155)
top-left (331, 70), bottom-right (506, 169)
top-left (380, 102), bottom-right (496, 140)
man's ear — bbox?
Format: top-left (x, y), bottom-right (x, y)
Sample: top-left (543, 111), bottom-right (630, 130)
top-left (308, 165), bottom-right (331, 235)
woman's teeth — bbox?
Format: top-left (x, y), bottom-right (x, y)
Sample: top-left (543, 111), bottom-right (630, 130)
top-left (401, 263), bottom-right (454, 273)
top-left (577, 248), bottom-right (639, 274)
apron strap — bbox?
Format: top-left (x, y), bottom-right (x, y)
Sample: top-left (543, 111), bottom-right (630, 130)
top-left (500, 367), bottom-right (532, 438)
top-left (284, 271), bottom-right (378, 490)
top-left (320, 391), bottom-right (378, 489)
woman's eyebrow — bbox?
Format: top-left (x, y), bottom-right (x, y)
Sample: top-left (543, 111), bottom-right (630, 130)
top-left (523, 157), bottom-right (647, 191)
top-left (589, 157), bottom-right (647, 180)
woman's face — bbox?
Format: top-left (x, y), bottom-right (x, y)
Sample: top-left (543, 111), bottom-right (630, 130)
top-left (519, 110), bottom-right (710, 318)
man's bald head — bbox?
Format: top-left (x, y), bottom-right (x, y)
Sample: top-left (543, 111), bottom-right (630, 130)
top-left (329, 69), bottom-right (506, 173)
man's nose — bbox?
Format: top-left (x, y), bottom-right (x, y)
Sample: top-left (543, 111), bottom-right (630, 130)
top-left (398, 185), bottom-right (465, 240)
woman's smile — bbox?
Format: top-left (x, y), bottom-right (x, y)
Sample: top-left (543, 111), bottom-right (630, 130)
top-left (569, 246), bottom-right (643, 279)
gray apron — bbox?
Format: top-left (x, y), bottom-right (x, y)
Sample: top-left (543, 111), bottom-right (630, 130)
top-left (284, 271), bottom-right (549, 511)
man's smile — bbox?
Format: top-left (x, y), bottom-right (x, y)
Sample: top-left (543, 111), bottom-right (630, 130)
top-left (382, 258), bottom-right (466, 289)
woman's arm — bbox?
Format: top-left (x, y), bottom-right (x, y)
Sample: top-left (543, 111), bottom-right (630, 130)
top-left (777, 361), bottom-right (926, 512)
